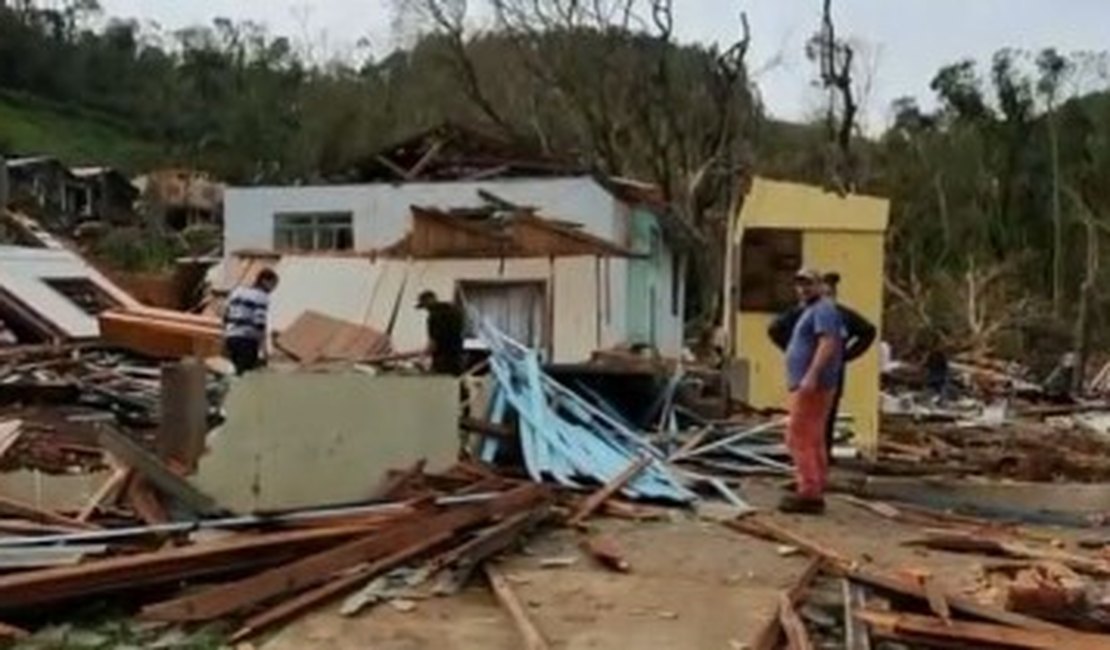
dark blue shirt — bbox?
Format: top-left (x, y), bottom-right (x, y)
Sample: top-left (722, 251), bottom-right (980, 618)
top-left (785, 297), bottom-right (844, 390)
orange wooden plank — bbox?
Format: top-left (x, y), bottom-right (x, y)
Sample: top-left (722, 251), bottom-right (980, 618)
top-left (228, 530), bottom-right (455, 643)
top-left (142, 485), bottom-right (549, 622)
top-left (567, 455), bottom-right (651, 528)
top-left (0, 526), bottom-right (366, 609)
top-left (856, 609), bottom-right (1110, 650)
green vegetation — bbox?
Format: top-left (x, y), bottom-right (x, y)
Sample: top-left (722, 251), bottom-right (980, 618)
top-left (0, 91), bottom-right (162, 171)
top-left (2, 1), bottom-right (1110, 367)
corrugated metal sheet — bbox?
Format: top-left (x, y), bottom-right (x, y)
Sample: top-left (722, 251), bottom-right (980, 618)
top-left (477, 315), bottom-right (694, 503)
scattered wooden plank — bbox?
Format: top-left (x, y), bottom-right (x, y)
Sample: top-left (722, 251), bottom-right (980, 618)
top-left (0, 545), bottom-right (108, 569)
top-left (919, 573), bottom-right (952, 625)
top-left (580, 534), bottom-right (631, 573)
top-left (0, 420), bottom-right (22, 462)
top-left (0, 495), bottom-right (97, 532)
top-left (842, 580), bottom-right (871, 650)
top-left (228, 529), bottom-right (455, 643)
top-left (428, 505), bottom-right (551, 583)
top-left (374, 460), bottom-right (427, 500)
top-left (97, 428), bottom-right (222, 515)
top-left (724, 515), bottom-right (851, 565)
top-left (143, 485), bottom-right (549, 622)
top-left (722, 515), bottom-right (1065, 633)
top-left (77, 464), bottom-right (132, 522)
top-left (844, 564), bottom-right (1066, 633)
top-left (751, 558), bottom-right (823, 650)
top-left (778, 592), bottom-right (814, 650)
top-left (855, 609), bottom-right (1110, 650)
top-left (486, 564), bottom-right (551, 650)
top-left (125, 476), bottom-right (170, 526)
top-left (0, 526), bottom-right (365, 609)
top-left (567, 454), bottom-right (652, 528)
top-left (459, 417), bottom-right (516, 440)
top-left (904, 530), bottom-right (1110, 576)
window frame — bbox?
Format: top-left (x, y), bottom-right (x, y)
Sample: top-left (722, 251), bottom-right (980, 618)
top-left (273, 211), bottom-right (354, 253)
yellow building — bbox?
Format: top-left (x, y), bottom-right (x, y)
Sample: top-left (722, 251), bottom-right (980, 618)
top-left (725, 177), bottom-right (890, 454)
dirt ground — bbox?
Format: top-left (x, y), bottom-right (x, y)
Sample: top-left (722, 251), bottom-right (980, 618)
top-left (261, 477), bottom-right (1096, 650)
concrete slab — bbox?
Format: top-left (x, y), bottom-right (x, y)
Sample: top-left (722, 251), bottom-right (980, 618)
top-left (193, 372), bottom-right (459, 513)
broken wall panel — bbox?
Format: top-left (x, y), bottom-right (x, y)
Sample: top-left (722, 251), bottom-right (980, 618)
top-left (216, 254), bottom-right (622, 363)
top-left (0, 245), bottom-right (139, 341)
top-left (192, 372), bottom-right (459, 513)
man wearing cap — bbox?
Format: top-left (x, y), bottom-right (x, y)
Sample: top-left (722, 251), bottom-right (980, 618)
top-left (416, 290), bottom-right (466, 375)
top-left (778, 268), bottom-right (844, 514)
top-left (768, 271), bottom-right (875, 461)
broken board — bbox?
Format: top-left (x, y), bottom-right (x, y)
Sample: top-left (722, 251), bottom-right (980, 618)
top-left (192, 372), bottom-right (458, 513)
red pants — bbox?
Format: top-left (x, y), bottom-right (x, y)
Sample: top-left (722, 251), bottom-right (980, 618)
top-left (787, 388), bottom-right (836, 499)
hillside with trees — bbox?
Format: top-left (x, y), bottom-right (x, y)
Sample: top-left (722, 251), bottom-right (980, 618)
top-left (3, 0), bottom-right (1110, 371)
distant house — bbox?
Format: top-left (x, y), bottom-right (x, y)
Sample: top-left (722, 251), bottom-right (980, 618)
top-left (135, 168), bottom-right (224, 231)
top-left (1, 156), bottom-right (137, 228)
top-left (70, 167), bottom-right (140, 224)
top-left (219, 126), bottom-right (694, 361)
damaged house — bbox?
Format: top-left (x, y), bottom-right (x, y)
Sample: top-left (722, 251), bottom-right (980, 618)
top-left (1, 157), bottom-right (137, 228)
top-left (218, 127), bottom-right (693, 361)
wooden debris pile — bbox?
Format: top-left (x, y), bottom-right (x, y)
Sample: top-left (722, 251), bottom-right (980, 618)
top-left (729, 503), bottom-right (1110, 650)
top-left (879, 413), bottom-right (1110, 482)
top-left (0, 455), bottom-right (555, 644)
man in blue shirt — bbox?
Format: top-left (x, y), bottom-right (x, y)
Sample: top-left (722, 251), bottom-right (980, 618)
top-left (768, 272), bottom-right (876, 462)
top-left (779, 268), bottom-right (844, 514)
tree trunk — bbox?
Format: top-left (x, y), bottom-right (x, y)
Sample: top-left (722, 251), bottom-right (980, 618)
top-left (1049, 110), bottom-right (1063, 319)
top-left (1072, 219), bottom-right (1097, 395)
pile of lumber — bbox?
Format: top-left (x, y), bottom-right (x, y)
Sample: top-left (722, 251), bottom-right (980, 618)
top-left (729, 502), bottom-right (1110, 650)
top-left (878, 415), bottom-right (1110, 482)
top-left (0, 450), bottom-right (555, 643)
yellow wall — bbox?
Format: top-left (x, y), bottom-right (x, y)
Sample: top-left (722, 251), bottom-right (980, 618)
top-left (732, 178), bottom-right (889, 455)
top-left (737, 178), bottom-right (889, 235)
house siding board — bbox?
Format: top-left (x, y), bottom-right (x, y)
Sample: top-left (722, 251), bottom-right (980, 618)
top-left (224, 177), bottom-right (623, 254)
top-left (226, 255), bottom-right (610, 362)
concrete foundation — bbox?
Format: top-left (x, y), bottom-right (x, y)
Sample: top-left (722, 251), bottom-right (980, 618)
top-left (193, 371), bottom-right (459, 513)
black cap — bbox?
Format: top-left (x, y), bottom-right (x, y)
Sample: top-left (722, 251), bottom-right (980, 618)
top-left (416, 290), bottom-right (437, 309)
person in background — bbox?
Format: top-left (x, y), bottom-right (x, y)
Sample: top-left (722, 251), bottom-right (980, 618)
top-left (416, 290), bottom-right (466, 375)
top-left (223, 269), bottom-right (279, 375)
top-left (923, 333), bottom-right (951, 404)
top-left (778, 268), bottom-right (844, 514)
top-left (768, 271), bottom-right (876, 460)
top-left (818, 272), bottom-right (876, 458)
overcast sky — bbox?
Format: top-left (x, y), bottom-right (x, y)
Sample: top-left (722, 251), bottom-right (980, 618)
top-left (96, 0), bottom-right (1110, 130)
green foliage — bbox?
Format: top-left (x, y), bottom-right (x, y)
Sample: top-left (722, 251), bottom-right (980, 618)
top-left (0, 91), bottom-right (160, 170)
top-left (90, 227), bottom-right (184, 273)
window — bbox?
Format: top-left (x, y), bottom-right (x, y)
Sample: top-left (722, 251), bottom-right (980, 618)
top-left (274, 212), bottom-right (353, 252)
top-left (459, 281), bottom-right (546, 350)
top-left (43, 278), bottom-right (121, 315)
top-left (738, 229), bottom-right (802, 312)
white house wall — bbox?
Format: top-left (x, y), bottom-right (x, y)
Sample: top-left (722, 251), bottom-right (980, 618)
top-left (0, 246), bottom-right (139, 338)
top-left (224, 176), bottom-right (625, 253)
top-left (222, 254), bottom-right (623, 363)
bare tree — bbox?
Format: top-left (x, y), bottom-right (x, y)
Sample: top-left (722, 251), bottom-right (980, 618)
top-left (393, 0), bottom-right (515, 136)
top-left (806, 0), bottom-right (858, 191)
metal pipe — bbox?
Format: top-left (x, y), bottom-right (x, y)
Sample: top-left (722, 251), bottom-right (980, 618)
top-left (0, 492), bottom-right (503, 548)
